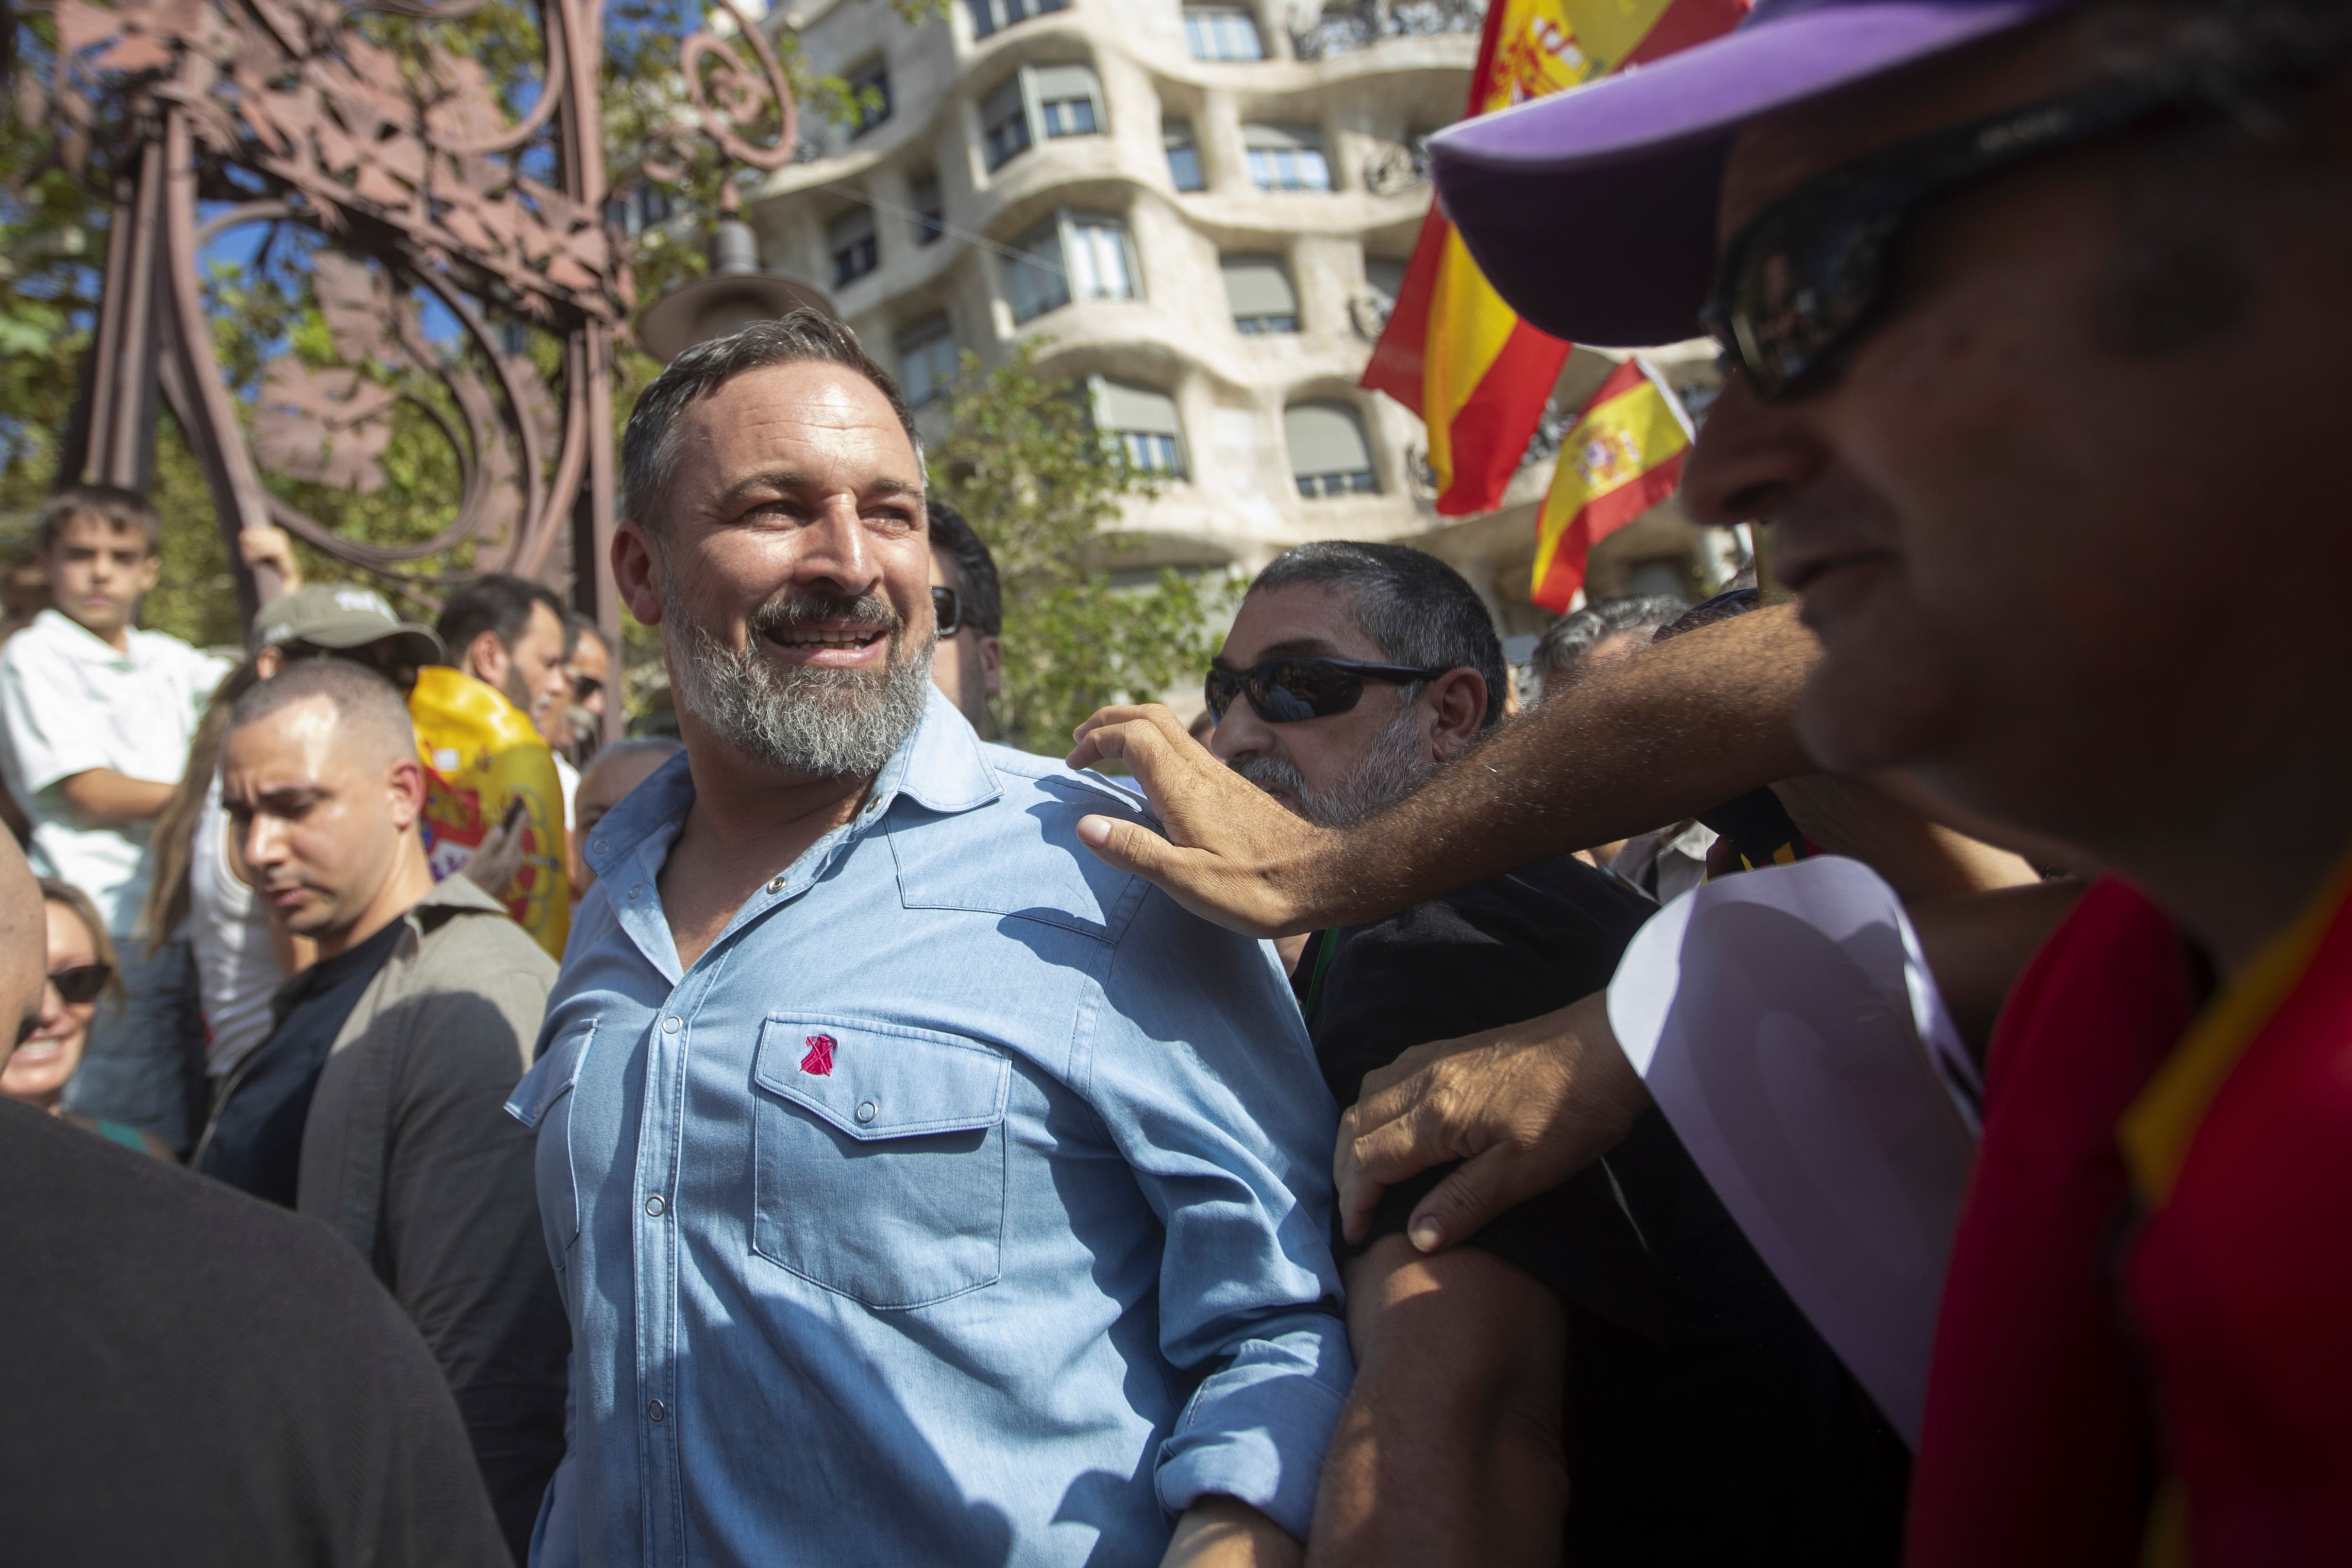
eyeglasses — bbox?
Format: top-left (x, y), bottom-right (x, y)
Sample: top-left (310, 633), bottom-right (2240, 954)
top-left (48, 964), bottom-right (110, 1005)
top-left (1703, 19), bottom-right (2352, 402)
top-left (932, 585), bottom-right (965, 637)
top-left (1203, 656), bottom-right (1445, 726)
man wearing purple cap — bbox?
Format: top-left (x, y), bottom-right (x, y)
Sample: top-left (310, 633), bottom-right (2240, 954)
top-left (1070, 1), bottom-right (2352, 1562)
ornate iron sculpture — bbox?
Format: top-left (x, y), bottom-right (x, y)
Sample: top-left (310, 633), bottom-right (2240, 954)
top-left (1291, 0), bottom-right (1486, 62)
top-left (11, 0), bottom-right (800, 711)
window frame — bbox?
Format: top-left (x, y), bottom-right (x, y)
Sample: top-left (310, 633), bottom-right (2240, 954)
top-left (1221, 253), bottom-right (1300, 335)
top-left (966, 0), bottom-right (1068, 42)
top-left (845, 56), bottom-right (893, 139)
top-left (895, 313), bottom-right (960, 408)
top-left (1285, 400), bottom-right (1381, 498)
top-left (908, 172), bottom-right (946, 246)
top-left (826, 206), bottom-right (880, 288)
top-left (1089, 375), bottom-right (1188, 480)
top-left (1184, 5), bottom-right (1265, 62)
top-left (1163, 119), bottom-right (1205, 192)
top-left (1243, 124), bottom-right (1333, 192)
top-left (1002, 209), bottom-right (1140, 325)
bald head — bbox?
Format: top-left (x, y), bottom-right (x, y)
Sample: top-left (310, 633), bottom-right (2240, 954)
top-left (0, 835), bottom-right (46, 1057)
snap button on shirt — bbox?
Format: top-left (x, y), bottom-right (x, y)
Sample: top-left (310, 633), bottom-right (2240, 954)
top-left (645, 1195), bottom-right (665, 1217)
top-left (855, 1100), bottom-right (877, 1124)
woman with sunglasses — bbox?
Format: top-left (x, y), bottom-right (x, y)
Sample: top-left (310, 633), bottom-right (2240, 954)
top-left (4, 879), bottom-right (175, 1159)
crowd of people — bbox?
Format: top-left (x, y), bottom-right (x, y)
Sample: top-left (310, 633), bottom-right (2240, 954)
top-left (3, 0), bottom-right (2348, 1562)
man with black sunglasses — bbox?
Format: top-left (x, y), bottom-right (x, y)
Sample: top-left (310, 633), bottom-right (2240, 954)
top-left (1212, 544), bottom-right (1906, 1567)
top-left (1074, 0), bottom-right (2352, 1560)
top-left (926, 499), bottom-right (1004, 732)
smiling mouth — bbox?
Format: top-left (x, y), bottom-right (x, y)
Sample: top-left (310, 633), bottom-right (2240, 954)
top-left (767, 627), bottom-right (884, 649)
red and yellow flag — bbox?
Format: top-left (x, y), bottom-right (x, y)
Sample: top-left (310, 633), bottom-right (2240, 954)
top-left (1528, 357), bottom-right (1692, 612)
top-left (1362, 0), bottom-right (1750, 518)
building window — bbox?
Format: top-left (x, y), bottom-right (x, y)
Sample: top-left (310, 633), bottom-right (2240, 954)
top-left (1365, 256), bottom-right (1407, 309)
top-left (967, 0), bottom-right (1065, 40)
top-left (1287, 401), bottom-right (1379, 497)
top-left (1244, 124), bottom-right (1331, 191)
top-left (1003, 210), bottom-right (1137, 324)
top-left (1163, 120), bottom-right (1204, 191)
top-left (845, 57), bottom-right (892, 137)
top-left (981, 64), bottom-right (1104, 172)
top-left (981, 75), bottom-right (1032, 170)
top-left (1185, 5), bottom-right (1264, 61)
top-left (897, 314), bottom-right (959, 407)
top-left (827, 207), bottom-right (879, 287)
top-left (909, 172), bottom-right (945, 244)
top-left (1031, 64), bottom-right (1104, 139)
top-left (1222, 255), bottom-right (1299, 334)
top-left (1092, 377), bottom-right (1187, 478)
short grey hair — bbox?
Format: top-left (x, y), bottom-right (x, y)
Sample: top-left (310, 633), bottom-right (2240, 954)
top-left (1247, 542), bottom-right (1506, 731)
top-left (620, 312), bottom-right (920, 532)
top-left (1531, 595), bottom-right (1687, 684)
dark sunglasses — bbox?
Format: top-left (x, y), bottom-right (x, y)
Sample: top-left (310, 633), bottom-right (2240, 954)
top-left (932, 584), bottom-right (964, 637)
top-left (1703, 18), bottom-right (2352, 402)
top-left (48, 963), bottom-right (111, 1005)
top-left (1204, 656), bottom-right (1445, 726)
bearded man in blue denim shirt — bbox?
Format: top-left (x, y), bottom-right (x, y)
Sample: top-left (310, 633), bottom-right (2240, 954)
top-left (508, 314), bottom-right (1350, 1568)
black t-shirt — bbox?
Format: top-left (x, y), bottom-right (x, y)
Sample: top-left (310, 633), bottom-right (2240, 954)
top-left (200, 915), bottom-right (405, 1205)
top-left (0, 1097), bottom-right (510, 1565)
top-left (1299, 854), bottom-right (1910, 1566)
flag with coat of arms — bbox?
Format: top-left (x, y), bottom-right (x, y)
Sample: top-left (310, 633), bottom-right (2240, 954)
top-left (1360, 0), bottom-right (1750, 518)
top-left (1529, 357), bottom-right (1694, 613)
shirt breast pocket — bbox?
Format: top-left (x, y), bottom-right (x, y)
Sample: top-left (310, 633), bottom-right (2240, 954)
top-left (508, 1019), bottom-right (595, 1273)
top-left (750, 1014), bottom-right (1011, 1311)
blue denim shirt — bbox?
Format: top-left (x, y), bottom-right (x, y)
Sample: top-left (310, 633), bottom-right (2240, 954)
top-left (509, 690), bottom-right (1350, 1567)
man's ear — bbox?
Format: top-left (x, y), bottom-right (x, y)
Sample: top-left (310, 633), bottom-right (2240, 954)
top-left (387, 755), bottom-right (429, 831)
top-left (980, 634), bottom-right (1003, 697)
top-left (253, 645), bottom-right (285, 680)
top-left (1424, 667), bottom-right (1488, 762)
top-left (613, 522), bottom-right (663, 628)
top-left (466, 629), bottom-right (510, 688)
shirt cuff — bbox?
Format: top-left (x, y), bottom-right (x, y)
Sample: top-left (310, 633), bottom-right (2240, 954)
top-left (1155, 1313), bottom-right (1353, 1541)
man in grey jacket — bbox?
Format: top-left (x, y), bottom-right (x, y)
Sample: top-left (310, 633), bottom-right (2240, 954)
top-left (197, 657), bottom-right (565, 1562)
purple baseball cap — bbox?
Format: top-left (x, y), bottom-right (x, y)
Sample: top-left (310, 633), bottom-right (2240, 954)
top-left (1429, 0), bottom-right (2088, 347)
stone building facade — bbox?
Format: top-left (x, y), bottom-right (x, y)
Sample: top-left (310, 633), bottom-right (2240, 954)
top-left (744, 0), bottom-right (1736, 651)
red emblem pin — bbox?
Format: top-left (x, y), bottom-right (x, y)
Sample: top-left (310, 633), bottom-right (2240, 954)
top-left (800, 1033), bottom-right (837, 1076)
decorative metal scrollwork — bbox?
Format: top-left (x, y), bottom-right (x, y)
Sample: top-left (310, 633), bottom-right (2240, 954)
top-left (12, 0), bottom-right (797, 671)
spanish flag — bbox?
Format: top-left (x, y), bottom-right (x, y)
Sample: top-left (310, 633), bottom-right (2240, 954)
top-left (1528, 357), bottom-right (1692, 612)
top-left (1363, 0), bottom-right (1749, 517)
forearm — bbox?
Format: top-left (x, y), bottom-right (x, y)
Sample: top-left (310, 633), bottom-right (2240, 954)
top-left (1307, 1238), bottom-right (1567, 1568)
top-left (57, 767), bottom-right (175, 827)
top-left (1298, 604), bottom-right (1818, 928)
top-left (1163, 1498), bottom-right (1302, 1568)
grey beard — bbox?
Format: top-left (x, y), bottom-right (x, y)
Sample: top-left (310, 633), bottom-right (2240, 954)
top-left (662, 564), bottom-right (937, 780)
top-left (1229, 708), bottom-right (1434, 828)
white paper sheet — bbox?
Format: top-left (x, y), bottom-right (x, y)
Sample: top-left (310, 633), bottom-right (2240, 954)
top-left (1606, 856), bottom-right (1977, 1447)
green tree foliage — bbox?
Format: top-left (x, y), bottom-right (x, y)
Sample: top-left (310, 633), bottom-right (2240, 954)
top-left (4, 0), bottom-right (1231, 746)
top-left (930, 341), bottom-right (1232, 753)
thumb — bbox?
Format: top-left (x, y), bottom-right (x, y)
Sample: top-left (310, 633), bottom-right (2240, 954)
top-left (1076, 812), bottom-right (1179, 879)
top-left (1405, 1147), bottom-right (1518, 1255)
